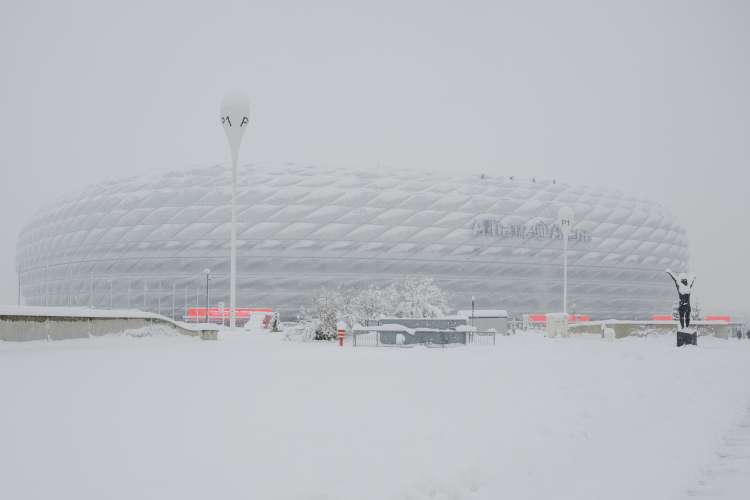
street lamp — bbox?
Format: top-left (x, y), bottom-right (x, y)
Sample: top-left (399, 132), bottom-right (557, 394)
top-left (471, 295), bottom-right (475, 330)
top-left (220, 91), bottom-right (250, 329)
top-left (557, 206), bottom-right (574, 315)
top-left (203, 268), bottom-right (211, 324)
top-left (108, 279), bottom-right (113, 309)
top-left (172, 282), bottom-right (176, 320)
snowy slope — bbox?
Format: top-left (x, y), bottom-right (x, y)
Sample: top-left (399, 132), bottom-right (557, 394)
top-left (1, 331), bottom-right (749, 499)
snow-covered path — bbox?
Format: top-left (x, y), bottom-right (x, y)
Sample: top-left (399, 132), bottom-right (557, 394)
top-left (683, 400), bottom-right (750, 499)
top-left (1, 330), bottom-right (749, 500)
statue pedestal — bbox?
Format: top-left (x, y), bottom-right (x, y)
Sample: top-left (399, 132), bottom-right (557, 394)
top-left (677, 329), bottom-right (697, 347)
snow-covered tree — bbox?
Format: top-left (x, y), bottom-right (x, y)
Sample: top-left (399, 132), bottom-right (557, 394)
top-left (314, 288), bottom-right (339, 340)
top-left (308, 278), bottom-right (449, 337)
top-left (353, 285), bottom-right (389, 325)
top-left (335, 288), bottom-right (359, 332)
top-left (390, 276), bottom-right (448, 318)
top-left (270, 312), bottom-right (280, 332)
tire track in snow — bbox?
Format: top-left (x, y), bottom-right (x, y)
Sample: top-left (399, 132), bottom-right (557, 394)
top-left (684, 401), bottom-right (750, 499)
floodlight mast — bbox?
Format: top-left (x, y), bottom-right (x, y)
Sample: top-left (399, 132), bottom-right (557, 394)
top-left (220, 91), bottom-right (250, 328)
top-left (558, 206), bottom-right (574, 315)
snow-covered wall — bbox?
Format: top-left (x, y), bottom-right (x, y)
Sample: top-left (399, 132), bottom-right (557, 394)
top-left (16, 164), bottom-right (689, 319)
top-left (0, 306), bottom-right (211, 341)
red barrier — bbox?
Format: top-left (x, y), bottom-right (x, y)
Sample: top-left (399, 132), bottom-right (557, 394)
top-left (651, 314), bottom-right (674, 321)
top-left (528, 314), bottom-right (547, 325)
top-left (187, 307), bottom-right (272, 319)
top-left (704, 315), bottom-right (731, 322)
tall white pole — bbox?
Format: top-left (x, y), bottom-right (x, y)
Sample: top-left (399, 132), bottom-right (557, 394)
top-left (230, 153), bottom-right (237, 327)
top-left (558, 206), bottom-right (574, 316)
top-left (563, 234), bottom-right (568, 315)
top-left (220, 91), bottom-right (250, 329)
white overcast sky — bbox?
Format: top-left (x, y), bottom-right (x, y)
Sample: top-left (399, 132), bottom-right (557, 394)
top-left (1, 0), bottom-right (748, 316)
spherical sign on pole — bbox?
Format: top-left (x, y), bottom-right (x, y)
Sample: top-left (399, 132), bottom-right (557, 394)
top-left (220, 91), bottom-right (250, 329)
top-left (557, 206), bottom-right (574, 315)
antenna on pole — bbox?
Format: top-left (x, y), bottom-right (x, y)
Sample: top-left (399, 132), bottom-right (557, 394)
top-left (220, 90), bottom-right (250, 329)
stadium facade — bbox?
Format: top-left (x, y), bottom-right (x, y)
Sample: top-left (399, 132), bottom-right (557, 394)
top-left (16, 164), bottom-right (690, 319)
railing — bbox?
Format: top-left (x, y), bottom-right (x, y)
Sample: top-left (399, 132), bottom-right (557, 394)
top-left (468, 331), bottom-right (497, 345)
top-left (352, 329), bottom-right (496, 347)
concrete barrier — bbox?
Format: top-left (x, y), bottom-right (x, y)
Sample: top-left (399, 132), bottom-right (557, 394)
top-left (0, 306), bottom-right (218, 342)
top-left (568, 320), bottom-right (732, 339)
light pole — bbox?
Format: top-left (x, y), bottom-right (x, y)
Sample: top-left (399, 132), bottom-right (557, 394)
top-left (89, 272), bottom-right (94, 308)
top-left (557, 206), bottom-right (574, 315)
top-left (172, 282), bottom-right (176, 320)
top-left (143, 281), bottom-right (147, 310)
top-left (220, 91), bottom-right (250, 329)
top-left (471, 295), bottom-right (475, 330)
top-left (109, 279), bottom-right (113, 308)
top-left (203, 268), bottom-right (211, 324)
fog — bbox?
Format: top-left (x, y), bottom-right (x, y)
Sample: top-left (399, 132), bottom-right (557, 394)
top-left (1, 0), bottom-right (748, 316)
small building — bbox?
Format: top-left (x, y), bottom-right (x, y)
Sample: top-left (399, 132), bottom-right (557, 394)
top-left (457, 309), bottom-right (509, 335)
top-left (369, 317), bottom-right (467, 330)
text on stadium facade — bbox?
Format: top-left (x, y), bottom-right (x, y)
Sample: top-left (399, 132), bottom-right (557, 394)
top-left (472, 216), bottom-right (592, 243)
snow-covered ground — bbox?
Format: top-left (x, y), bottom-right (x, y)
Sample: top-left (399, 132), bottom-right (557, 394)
top-left (1, 329), bottom-right (750, 500)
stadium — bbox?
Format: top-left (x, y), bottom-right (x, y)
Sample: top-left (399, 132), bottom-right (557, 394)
top-left (16, 164), bottom-right (690, 320)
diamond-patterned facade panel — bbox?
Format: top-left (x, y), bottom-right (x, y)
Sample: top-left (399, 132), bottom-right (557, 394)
top-left (16, 164), bottom-right (689, 319)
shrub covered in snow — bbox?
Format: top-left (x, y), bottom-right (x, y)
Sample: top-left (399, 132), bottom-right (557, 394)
top-left (387, 276), bottom-right (448, 318)
top-left (314, 289), bottom-right (339, 340)
top-left (310, 277), bottom-right (449, 338)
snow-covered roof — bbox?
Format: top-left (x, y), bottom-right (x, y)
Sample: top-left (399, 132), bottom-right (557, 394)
top-left (457, 309), bottom-right (508, 318)
top-left (352, 324), bottom-right (415, 335)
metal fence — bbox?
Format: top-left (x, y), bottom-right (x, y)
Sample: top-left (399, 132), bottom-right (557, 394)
top-left (468, 331), bottom-right (497, 346)
top-left (352, 329), bottom-right (496, 347)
